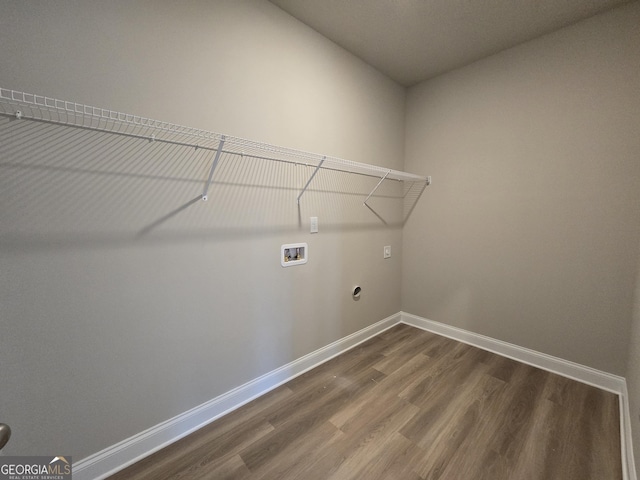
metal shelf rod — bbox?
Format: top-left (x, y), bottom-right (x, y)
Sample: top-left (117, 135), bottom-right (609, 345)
top-left (0, 110), bottom-right (220, 153)
top-left (0, 107), bottom-right (426, 185)
top-left (0, 87), bottom-right (430, 202)
top-left (0, 88), bottom-right (219, 144)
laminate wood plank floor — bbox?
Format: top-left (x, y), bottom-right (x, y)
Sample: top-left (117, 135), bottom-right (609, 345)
top-left (109, 324), bottom-right (621, 480)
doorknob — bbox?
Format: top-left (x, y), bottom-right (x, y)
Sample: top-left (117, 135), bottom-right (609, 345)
top-left (0, 424), bottom-right (11, 450)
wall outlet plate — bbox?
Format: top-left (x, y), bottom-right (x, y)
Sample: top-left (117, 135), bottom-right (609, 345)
top-left (384, 245), bottom-right (391, 259)
top-left (310, 216), bottom-right (318, 233)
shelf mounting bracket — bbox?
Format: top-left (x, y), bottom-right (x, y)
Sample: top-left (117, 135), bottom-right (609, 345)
top-left (297, 156), bottom-right (326, 205)
top-left (363, 170), bottom-right (390, 207)
top-left (201, 136), bottom-right (226, 201)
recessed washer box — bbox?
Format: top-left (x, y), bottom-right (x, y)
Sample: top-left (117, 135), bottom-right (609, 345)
top-left (281, 243), bottom-right (308, 267)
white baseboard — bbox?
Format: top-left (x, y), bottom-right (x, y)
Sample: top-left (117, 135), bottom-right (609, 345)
top-left (399, 312), bottom-right (625, 392)
top-left (399, 311), bottom-right (636, 480)
top-left (621, 382), bottom-right (639, 480)
top-left (73, 311), bottom-right (636, 480)
top-left (72, 313), bottom-right (400, 480)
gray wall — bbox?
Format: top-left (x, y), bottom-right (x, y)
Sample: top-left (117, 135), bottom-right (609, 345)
top-left (2, 0), bottom-right (639, 471)
top-left (0, 0), bottom-right (406, 460)
top-left (402, 2), bottom-right (640, 375)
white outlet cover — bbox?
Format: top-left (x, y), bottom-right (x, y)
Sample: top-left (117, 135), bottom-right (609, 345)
top-left (310, 216), bottom-right (318, 233)
top-left (384, 246), bottom-right (391, 258)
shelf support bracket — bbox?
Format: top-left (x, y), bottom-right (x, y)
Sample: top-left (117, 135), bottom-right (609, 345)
top-left (297, 156), bottom-right (326, 205)
top-left (363, 170), bottom-right (390, 206)
top-left (202, 136), bottom-right (226, 201)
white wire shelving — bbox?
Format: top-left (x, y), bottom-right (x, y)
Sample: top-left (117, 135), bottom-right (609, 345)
top-left (0, 87), bottom-right (430, 204)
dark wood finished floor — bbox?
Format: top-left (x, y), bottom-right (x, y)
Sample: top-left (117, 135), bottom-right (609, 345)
top-left (109, 324), bottom-right (622, 480)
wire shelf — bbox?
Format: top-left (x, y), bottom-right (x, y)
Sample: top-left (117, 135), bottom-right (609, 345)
top-left (0, 87), bottom-right (429, 202)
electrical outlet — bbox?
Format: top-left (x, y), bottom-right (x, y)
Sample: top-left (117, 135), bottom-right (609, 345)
top-left (310, 216), bottom-right (318, 233)
top-left (383, 245), bottom-right (391, 259)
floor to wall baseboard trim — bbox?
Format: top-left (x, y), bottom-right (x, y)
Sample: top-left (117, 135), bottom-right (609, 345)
top-left (399, 312), bottom-right (625, 392)
top-left (620, 382), bottom-right (639, 480)
top-left (72, 313), bottom-right (401, 480)
top-left (399, 311), bottom-right (637, 480)
top-left (73, 311), bottom-right (636, 480)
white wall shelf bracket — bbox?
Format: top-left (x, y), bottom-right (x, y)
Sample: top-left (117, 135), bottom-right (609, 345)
top-left (201, 136), bottom-right (226, 201)
top-left (297, 156), bottom-right (326, 204)
top-left (363, 170), bottom-right (391, 207)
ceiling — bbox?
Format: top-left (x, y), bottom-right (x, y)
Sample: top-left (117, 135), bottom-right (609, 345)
top-left (268, 0), bottom-right (632, 86)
